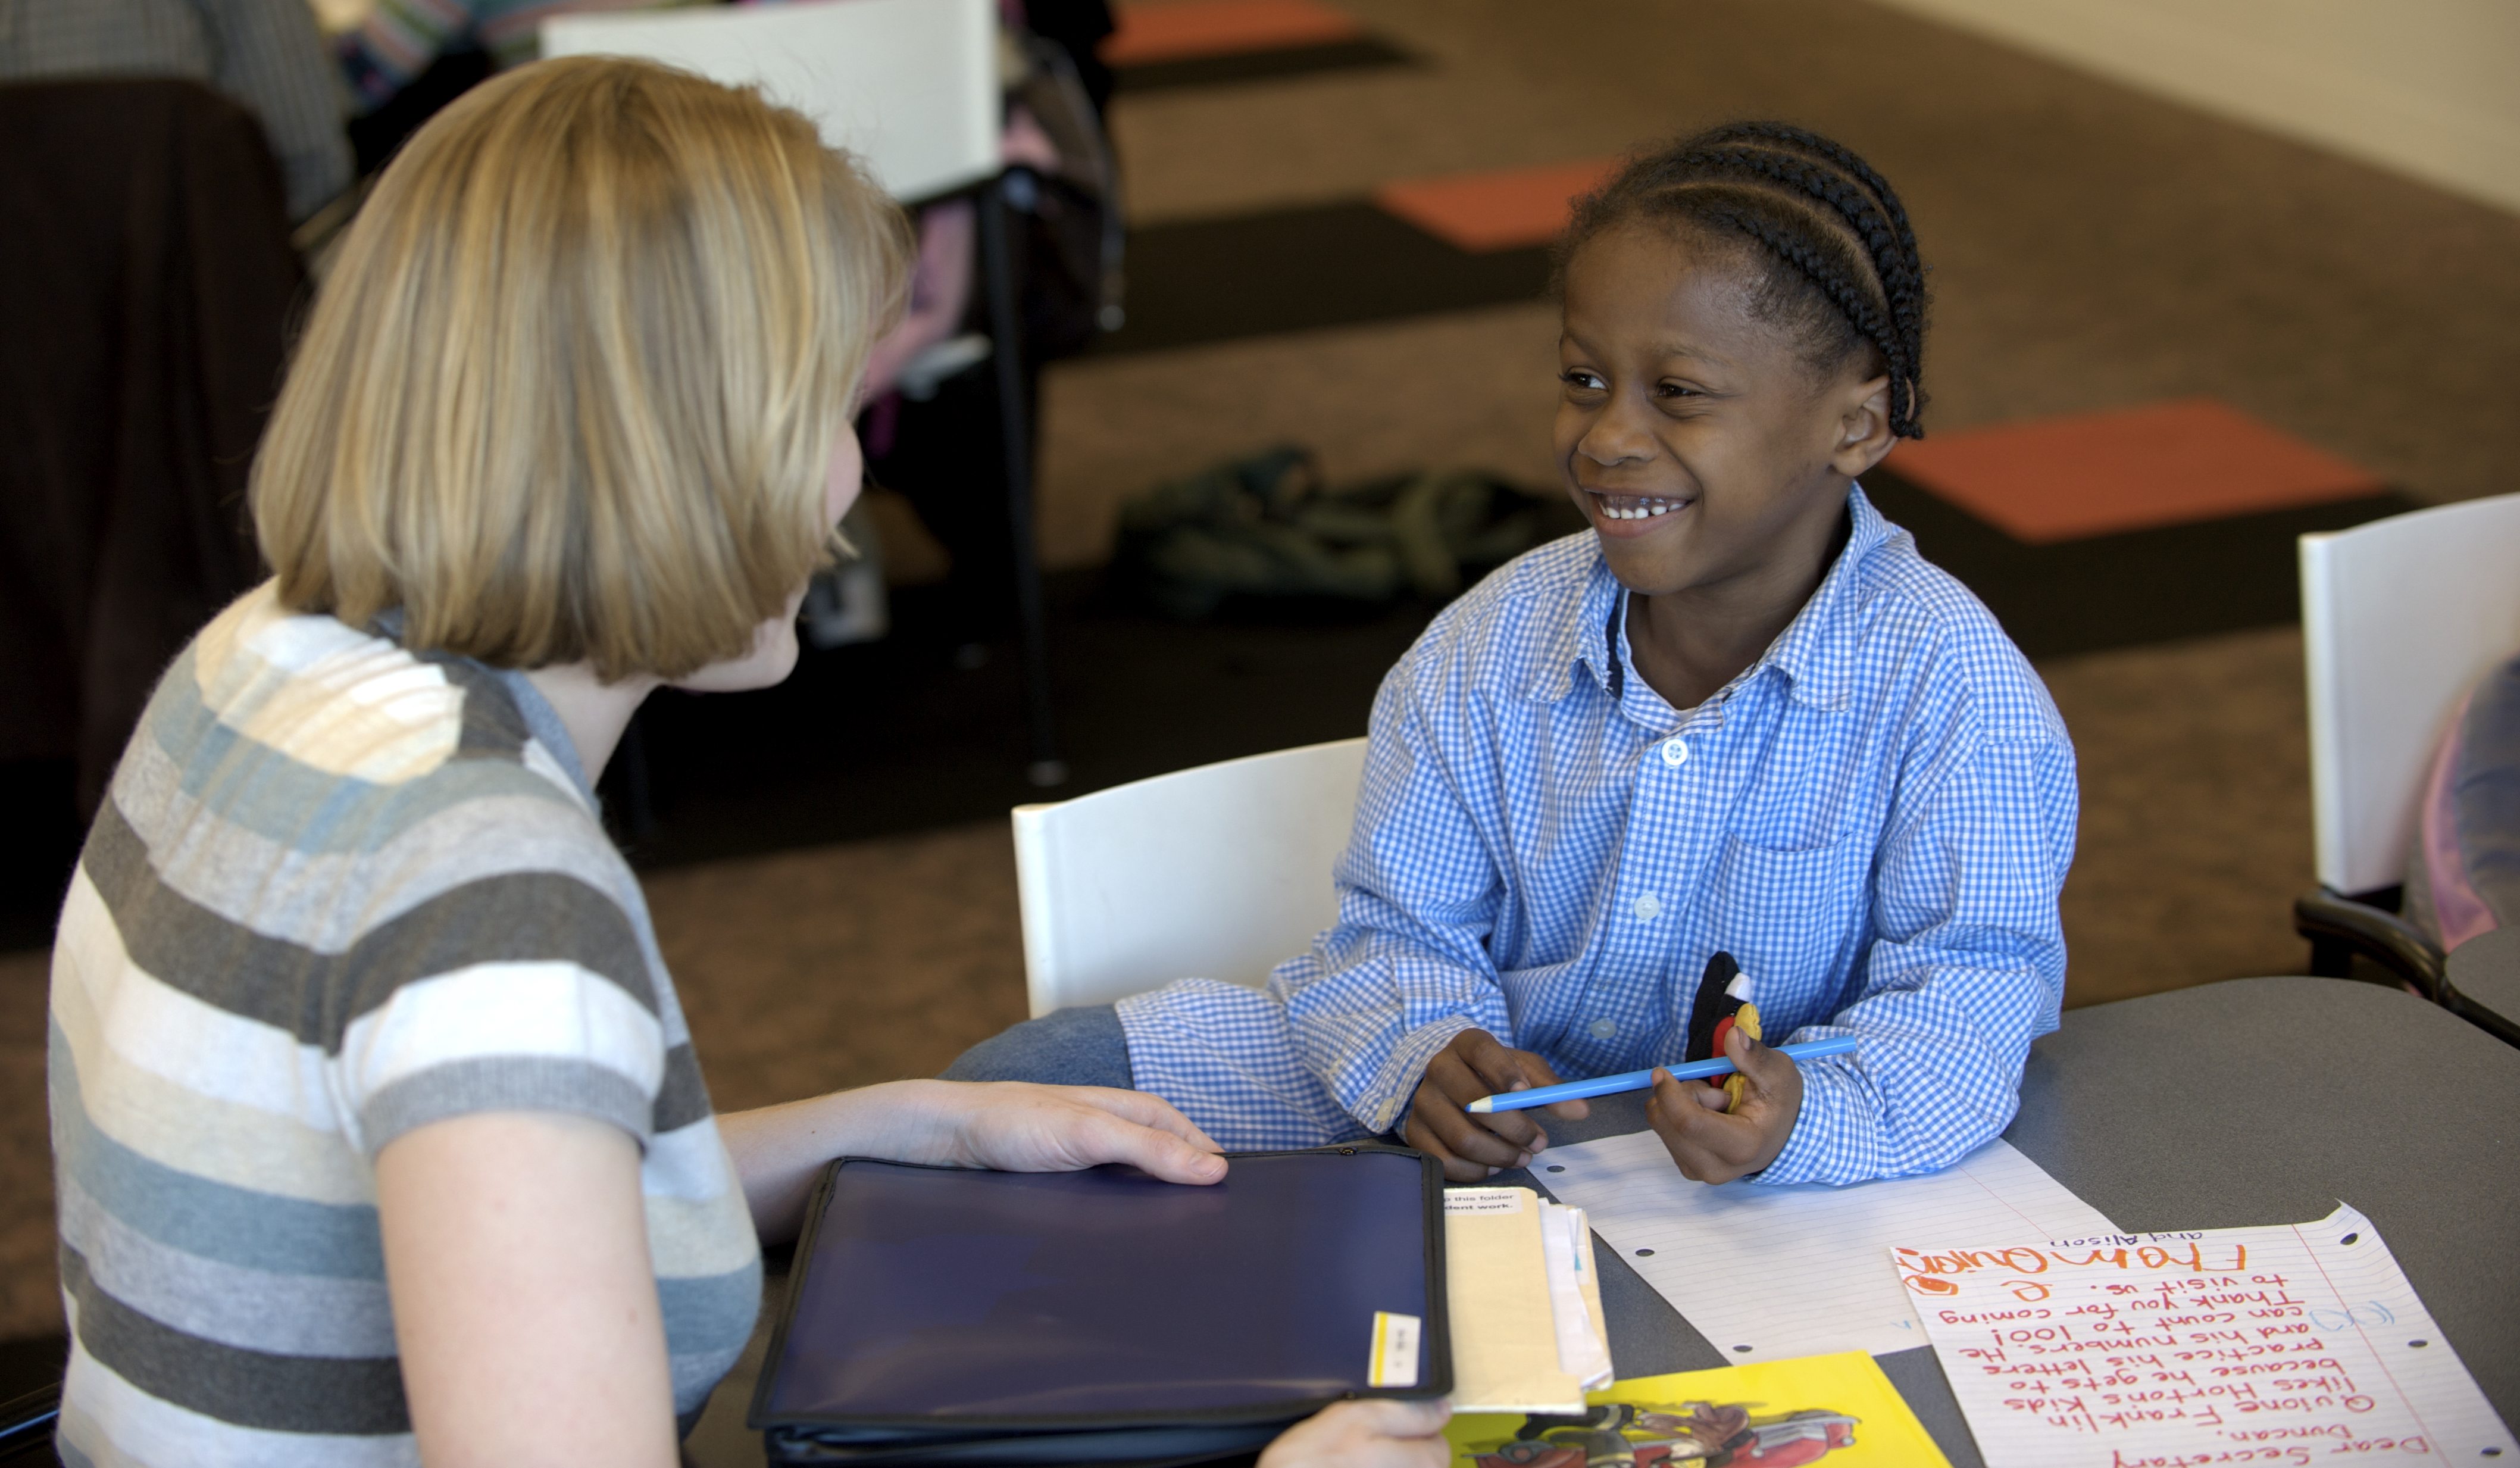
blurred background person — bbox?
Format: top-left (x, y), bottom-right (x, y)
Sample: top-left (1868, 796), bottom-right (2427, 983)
top-left (0, 0), bottom-right (351, 221)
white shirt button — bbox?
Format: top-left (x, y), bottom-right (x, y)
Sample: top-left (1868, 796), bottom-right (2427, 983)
top-left (1660, 737), bottom-right (1690, 767)
top-left (1632, 894), bottom-right (1662, 919)
top-left (1589, 1018), bottom-right (1618, 1040)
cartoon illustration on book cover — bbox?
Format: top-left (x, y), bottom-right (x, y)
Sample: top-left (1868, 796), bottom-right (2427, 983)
top-left (1461, 1399), bottom-right (1859, 1467)
top-left (1446, 1354), bottom-right (1950, 1468)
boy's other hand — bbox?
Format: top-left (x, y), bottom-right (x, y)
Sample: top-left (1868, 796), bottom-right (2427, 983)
top-left (1404, 1029), bottom-right (1590, 1182)
top-left (1644, 1026), bottom-right (1803, 1184)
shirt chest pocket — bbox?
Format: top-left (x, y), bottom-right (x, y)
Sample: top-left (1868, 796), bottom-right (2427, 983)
top-left (1702, 830), bottom-right (1868, 994)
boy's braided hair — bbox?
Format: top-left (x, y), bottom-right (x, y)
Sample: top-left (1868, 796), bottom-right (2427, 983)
top-left (1558, 121), bottom-right (1931, 438)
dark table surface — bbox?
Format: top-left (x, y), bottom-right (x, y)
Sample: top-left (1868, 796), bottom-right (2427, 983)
top-left (1505, 975), bottom-right (2520, 1467)
top-left (690, 975), bottom-right (2520, 1467)
top-left (2451, 923), bottom-right (2520, 1030)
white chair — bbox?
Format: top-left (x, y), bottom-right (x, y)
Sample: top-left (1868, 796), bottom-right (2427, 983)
top-left (1011, 738), bottom-right (1370, 1017)
top-left (544, 0), bottom-right (1070, 785)
top-left (2294, 493), bottom-right (2520, 997)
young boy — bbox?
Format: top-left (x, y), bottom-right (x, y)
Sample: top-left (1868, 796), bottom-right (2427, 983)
top-left (951, 123), bottom-right (2075, 1188)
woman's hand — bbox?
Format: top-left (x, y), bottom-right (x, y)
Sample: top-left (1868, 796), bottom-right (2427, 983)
top-left (1259, 1399), bottom-right (1453, 1468)
top-left (721, 1079), bottom-right (1225, 1244)
top-left (917, 1080), bottom-right (1227, 1181)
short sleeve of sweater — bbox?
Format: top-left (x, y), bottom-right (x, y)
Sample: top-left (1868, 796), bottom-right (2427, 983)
top-left (333, 866), bottom-right (669, 1160)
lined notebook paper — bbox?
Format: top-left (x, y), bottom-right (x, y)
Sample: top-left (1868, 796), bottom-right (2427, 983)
top-left (1537, 1132), bottom-right (2115, 1360)
top-left (1902, 1203), bottom-right (2513, 1464)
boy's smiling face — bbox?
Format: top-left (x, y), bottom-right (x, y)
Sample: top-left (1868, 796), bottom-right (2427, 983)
top-left (1555, 223), bottom-right (1891, 604)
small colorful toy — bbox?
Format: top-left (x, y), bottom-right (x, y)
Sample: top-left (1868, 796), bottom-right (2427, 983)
top-left (1683, 952), bottom-right (1762, 1113)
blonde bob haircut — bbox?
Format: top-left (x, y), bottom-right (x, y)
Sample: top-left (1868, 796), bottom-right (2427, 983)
top-left (252, 56), bottom-right (911, 680)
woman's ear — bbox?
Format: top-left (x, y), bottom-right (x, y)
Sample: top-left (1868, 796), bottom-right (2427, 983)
top-left (1828, 373), bottom-right (1896, 479)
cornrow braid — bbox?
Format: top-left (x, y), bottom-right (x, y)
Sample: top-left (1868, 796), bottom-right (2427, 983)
top-left (1717, 125), bottom-right (1932, 414)
top-left (1662, 145), bottom-right (1925, 429)
top-left (1559, 123), bottom-right (1932, 438)
top-left (1710, 122), bottom-right (1922, 277)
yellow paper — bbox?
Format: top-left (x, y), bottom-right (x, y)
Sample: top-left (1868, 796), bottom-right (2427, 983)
top-left (1445, 1351), bottom-right (1950, 1467)
top-left (1445, 1187), bottom-right (1587, 1413)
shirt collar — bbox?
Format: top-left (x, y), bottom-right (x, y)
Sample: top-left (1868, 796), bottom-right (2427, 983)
top-left (498, 666), bottom-right (595, 798)
top-left (1757, 484), bottom-right (1890, 711)
top-left (1528, 483), bottom-right (1890, 712)
top-left (1527, 548), bottom-right (1633, 704)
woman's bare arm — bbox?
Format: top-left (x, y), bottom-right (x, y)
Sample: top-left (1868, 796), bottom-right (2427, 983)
top-left (377, 1111), bottom-right (679, 1467)
top-left (718, 1079), bottom-right (1227, 1244)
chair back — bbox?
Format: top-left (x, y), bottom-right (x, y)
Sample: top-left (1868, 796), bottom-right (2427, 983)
top-left (1011, 739), bottom-right (1370, 1016)
top-left (2300, 494), bottom-right (2520, 894)
top-left (542, 0), bottom-right (997, 202)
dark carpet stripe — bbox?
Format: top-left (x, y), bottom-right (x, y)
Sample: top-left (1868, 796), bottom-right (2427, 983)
top-left (1111, 37), bottom-right (1414, 94)
top-left (606, 575), bottom-right (1434, 866)
top-left (1099, 202), bottom-right (1552, 355)
top-left (601, 460), bottom-right (2411, 864)
top-left (1861, 468), bottom-right (2418, 660)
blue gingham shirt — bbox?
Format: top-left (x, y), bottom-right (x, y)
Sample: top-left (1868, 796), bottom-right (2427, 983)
top-left (1118, 486), bottom-right (2078, 1186)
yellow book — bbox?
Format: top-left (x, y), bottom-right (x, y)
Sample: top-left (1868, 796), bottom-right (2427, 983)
top-left (1444, 1351), bottom-right (1949, 1468)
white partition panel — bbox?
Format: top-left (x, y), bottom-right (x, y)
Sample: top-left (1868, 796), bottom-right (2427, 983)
top-left (543, 0), bottom-right (997, 202)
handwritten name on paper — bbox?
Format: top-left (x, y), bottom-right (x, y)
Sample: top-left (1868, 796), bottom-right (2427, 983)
top-left (1894, 1205), bottom-right (2512, 1467)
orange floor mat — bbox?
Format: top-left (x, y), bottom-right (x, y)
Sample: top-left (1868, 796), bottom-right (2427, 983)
top-left (1883, 398), bottom-right (2385, 544)
top-left (1372, 158), bottom-right (1620, 253)
top-left (1100, 0), bottom-right (1364, 67)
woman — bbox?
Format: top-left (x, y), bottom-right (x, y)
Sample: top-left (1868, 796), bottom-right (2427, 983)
top-left (46, 57), bottom-right (1445, 1467)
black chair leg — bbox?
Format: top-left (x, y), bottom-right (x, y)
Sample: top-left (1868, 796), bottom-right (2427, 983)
top-left (976, 176), bottom-right (1065, 788)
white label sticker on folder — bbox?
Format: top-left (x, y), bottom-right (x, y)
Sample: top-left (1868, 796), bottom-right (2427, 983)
top-left (1367, 1311), bottom-right (1421, 1388)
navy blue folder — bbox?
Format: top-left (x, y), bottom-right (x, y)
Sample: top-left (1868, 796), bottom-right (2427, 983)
top-left (751, 1145), bottom-right (1447, 1464)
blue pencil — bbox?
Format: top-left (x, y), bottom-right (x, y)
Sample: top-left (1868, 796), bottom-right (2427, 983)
top-left (1464, 1035), bottom-right (1862, 1113)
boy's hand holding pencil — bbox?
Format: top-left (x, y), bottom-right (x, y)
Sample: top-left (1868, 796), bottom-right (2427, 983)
top-left (1424, 957), bottom-right (1818, 1185)
top-left (1645, 1025), bottom-right (1804, 1183)
top-left (1403, 1030), bottom-right (1591, 1182)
